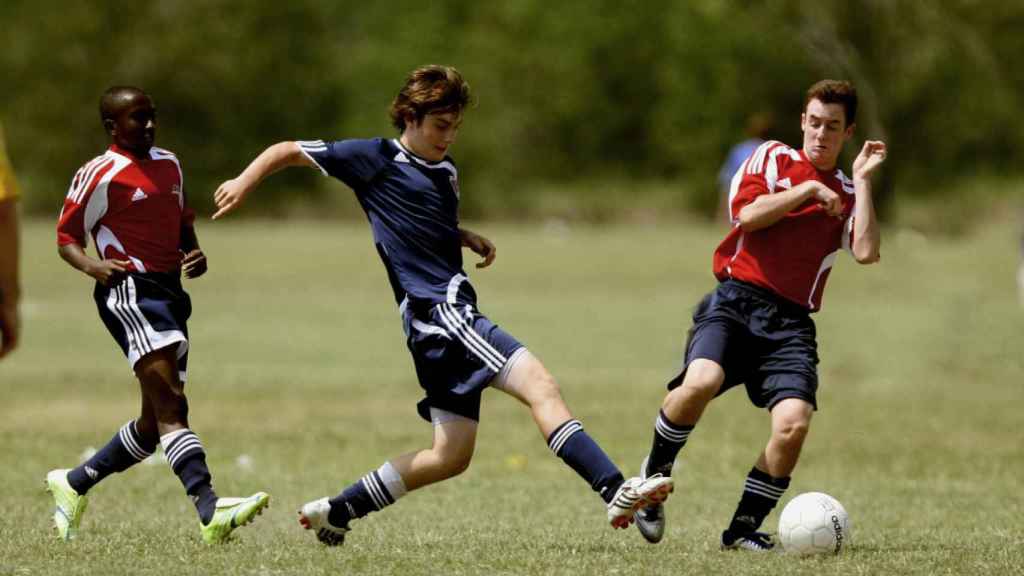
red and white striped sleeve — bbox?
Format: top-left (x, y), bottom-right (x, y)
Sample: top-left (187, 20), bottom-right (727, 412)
top-left (56, 155), bottom-right (115, 247)
top-left (726, 140), bottom-right (794, 224)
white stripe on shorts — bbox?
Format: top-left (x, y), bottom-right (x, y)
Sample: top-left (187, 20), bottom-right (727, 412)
top-left (436, 303), bottom-right (506, 372)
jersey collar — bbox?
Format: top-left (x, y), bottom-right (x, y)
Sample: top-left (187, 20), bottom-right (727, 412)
top-left (392, 139), bottom-right (457, 175)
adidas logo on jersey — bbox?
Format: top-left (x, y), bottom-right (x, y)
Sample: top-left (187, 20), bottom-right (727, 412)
top-left (131, 188), bottom-right (148, 202)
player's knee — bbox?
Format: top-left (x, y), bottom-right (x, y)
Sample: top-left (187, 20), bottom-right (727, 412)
top-left (774, 418), bottom-right (810, 447)
top-left (681, 366), bottom-right (722, 399)
top-left (435, 445), bottom-right (473, 478)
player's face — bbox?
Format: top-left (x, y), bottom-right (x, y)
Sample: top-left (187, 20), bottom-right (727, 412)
top-left (801, 99), bottom-right (853, 171)
top-left (402, 111), bottom-right (462, 162)
top-left (108, 94), bottom-right (156, 155)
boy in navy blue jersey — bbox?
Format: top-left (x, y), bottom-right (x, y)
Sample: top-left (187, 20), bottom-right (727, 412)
top-left (212, 65), bottom-right (673, 546)
top-left (48, 86), bottom-right (269, 543)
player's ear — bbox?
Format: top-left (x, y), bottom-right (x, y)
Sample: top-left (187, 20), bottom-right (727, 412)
top-left (844, 122), bottom-right (856, 140)
top-left (103, 118), bottom-right (116, 136)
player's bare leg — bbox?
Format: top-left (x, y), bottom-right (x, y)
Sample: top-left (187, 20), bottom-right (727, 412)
top-left (496, 349), bottom-right (673, 528)
top-left (758, 398), bottom-right (814, 477)
top-left (388, 416), bottom-right (478, 490)
top-left (661, 359), bottom-right (726, 426)
top-left (722, 398), bottom-right (813, 551)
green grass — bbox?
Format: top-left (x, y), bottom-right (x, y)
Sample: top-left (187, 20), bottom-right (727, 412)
top-left (2, 217), bottom-right (1022, 575)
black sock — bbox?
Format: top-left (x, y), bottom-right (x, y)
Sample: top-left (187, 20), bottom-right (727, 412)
top-left (645, 410), bottom-right (693, 477)
top-left (161, 429), bottom-right (218, 524)
top-left (727, 467), bottom-right (790, 535)
top-left (68, 420), bottom-right (157, 494)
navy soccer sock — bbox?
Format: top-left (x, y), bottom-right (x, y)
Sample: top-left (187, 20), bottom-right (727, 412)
top-left (328, 462), bottom-right (407, 528)
top-left (547, 419), bottom-right (625, 503)
top-left (67, 420), bottom-right (157, 495)
top-left (645, 410), bottom-right (693, 477)
top-left (727, 467), bottom-right (790, 535)
top-left (161, 429), bottom-right (218, 524)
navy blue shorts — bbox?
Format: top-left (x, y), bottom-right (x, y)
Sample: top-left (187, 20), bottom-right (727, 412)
top-left (94, 272), bottom-right (191, 381)
top-left (667, 279), bottom-right (819, 410)
top-left (403, 301), bottom-right (524, 422)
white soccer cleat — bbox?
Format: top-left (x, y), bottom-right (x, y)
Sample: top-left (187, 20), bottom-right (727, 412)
top-left (298, 497), bottom-right (349, 546)
top-left (607, 474), bottom-right (674, 529)
top-left (633, 457), bottom-right (667, 543)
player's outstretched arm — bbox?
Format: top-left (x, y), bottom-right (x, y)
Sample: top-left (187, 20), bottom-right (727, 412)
top-left (459, 227), bottom-right (496, 269)
top-left (850, 140), bottom-right (886, 264)
top-left (212, 142), bottom-right (315, 220)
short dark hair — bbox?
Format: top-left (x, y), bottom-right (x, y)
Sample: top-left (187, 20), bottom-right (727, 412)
top-left (389, 65), bottom-right (472, 132)
top-left (804, 80), bottom-right (857, 127)
top-left (99, 86), bottom-right (148, 124)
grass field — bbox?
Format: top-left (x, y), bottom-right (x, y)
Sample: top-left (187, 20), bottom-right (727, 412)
top-left (2, 217), bottom-right (1022, 575)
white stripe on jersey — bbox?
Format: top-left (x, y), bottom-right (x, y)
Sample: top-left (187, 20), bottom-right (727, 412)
top-left (96, 225), bottom-right (146, 272)
top-left (296, 140), bottom-right (329, 176)
top-left (806, 249), bottom-right (839, 309)
top-left (150, 147), bottom-right (184, 208)
top-left (82, 155), bottom-right (131, 244)
top-left (70, 155), bottom-right (114, 204)
top-left (446, 273), bottom-right (468, 304)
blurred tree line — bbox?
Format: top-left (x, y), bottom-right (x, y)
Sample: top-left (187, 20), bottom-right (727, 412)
top-left (1, 0), bottom-right (1021, 222)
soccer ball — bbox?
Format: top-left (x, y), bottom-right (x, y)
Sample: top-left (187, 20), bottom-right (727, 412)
top-left (777, 492), bottom-right (851, 555)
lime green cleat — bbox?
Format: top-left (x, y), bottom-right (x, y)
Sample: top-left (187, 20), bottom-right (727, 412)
top-left (200, 492), bottom-right (270, 543)
top-left (45, 469), bottom-right (89, 541)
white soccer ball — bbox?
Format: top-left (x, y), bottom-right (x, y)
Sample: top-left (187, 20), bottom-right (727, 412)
top-left (778, 492), bottom-right (851, 555)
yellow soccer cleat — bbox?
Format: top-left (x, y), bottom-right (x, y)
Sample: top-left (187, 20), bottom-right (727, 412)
top-left (199, 492), bottom-right (270, 544)
top-left (45, 469), bottom-right (89, 541)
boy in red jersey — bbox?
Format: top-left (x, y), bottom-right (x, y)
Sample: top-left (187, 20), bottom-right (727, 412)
top-left (634, 80), bottom-right (886, 550)
top-left (47, 86), bottom-right (269, 543)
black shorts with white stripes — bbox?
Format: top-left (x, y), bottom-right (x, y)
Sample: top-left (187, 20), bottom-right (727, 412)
top-left (403, 302), bottom-right (524, 422)
top-left (93, 272), bottom-right (191, 377)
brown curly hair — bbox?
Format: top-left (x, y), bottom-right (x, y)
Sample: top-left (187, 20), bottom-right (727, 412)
top-left (389, 65), bottom-right (472, 132)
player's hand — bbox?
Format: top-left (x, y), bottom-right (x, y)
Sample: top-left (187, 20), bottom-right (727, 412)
top-left (212, 179), bottom-right (247, 220)
top-left (853, 140), bottom-right (887, 181)
top-left (181, 249), bottom-right (208, 279)
top-left (812, 183), bottom-right (843, 218)
top-left (460, 228), bottom-right (497, 268)
top-left (88, 259), bottom-right (131, 287)
top-left (0, 301), bottom-right (19, 360)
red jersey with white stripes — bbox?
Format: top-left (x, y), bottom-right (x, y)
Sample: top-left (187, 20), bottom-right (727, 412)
top-left (56, 145), bottom-right (195, 273)
top-left (714, 140), bottom-right (855, 311)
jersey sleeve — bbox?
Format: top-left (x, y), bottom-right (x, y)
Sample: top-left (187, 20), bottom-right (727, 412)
top-left (727, 141), bottom-right (790, 224)
top-left (56, 157), bottom-right (114, 247)
top-left (296, 138), bottom-right (387, 190)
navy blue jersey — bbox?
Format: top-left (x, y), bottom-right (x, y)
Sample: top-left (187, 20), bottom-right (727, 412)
top-left (298, 138), bottom-right (473, 311)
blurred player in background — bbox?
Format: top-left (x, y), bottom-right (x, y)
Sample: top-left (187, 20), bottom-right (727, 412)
top-left (46, 86), bottom-right (269, 543)
top-left (211, 65), bottom-right (673, 546)
top-left (635, 80), bottom-right (886, 550)
top-left (0, 120), bottom-right (20, 360)
top-left (717, 112), bottom-right (774, 223)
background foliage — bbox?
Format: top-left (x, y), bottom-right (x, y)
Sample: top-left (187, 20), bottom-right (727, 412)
top-left (2, 0), bottom-right (1022, 225)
